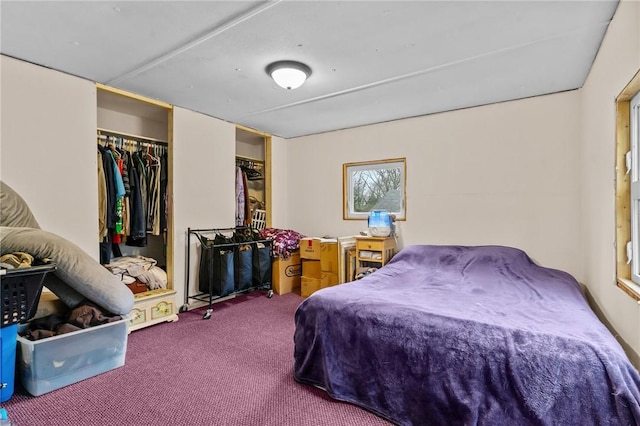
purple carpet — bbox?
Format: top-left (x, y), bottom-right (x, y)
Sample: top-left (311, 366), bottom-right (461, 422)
top-left (2, 292), bottom-right (391, 426)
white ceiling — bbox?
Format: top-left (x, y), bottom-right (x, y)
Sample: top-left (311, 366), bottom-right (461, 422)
top-left (0, 1), bottom-right (619, 138)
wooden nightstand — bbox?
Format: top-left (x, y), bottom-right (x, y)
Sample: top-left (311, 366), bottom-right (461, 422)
top-left (355, 236), bottom-right (396, 270)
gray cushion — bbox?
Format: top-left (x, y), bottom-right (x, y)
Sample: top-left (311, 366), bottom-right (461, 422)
top-left (0, 226), bottom-right (134, 315)
top-left (0, 181), bottom-right (88, 304)
top-left (0, 181), bottom-right (40, 229)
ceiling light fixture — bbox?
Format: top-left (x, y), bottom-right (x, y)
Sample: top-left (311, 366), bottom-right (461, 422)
top-left (266, 60), bottom-right (311, 90)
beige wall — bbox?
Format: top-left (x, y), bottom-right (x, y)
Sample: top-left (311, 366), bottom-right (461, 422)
top-left (580, 0), bottom-right (640, 354)
top-left (285, 91), bottom-right (583, 280)
top-left (270, 135), bottom-right (289, 228)
top-left (172, 106), bottom-right (236, 305)
top-left (0, 55), bottom-right (98, 257)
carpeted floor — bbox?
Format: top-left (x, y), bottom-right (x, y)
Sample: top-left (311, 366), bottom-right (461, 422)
top-left (2, 292), bottom-right (392, 426)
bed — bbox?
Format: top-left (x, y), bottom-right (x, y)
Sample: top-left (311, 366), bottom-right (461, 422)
top-left (293, 245), bottom-right (640, 426)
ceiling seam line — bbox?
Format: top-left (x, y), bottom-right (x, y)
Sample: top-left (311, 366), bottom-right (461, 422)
top-left (248, 20), bottom-right (612, 116)
top-left (106, 0), bottom-right (283, 85)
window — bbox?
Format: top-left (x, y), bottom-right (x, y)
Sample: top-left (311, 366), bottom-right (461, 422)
top-left (631, 92), bottom-right (640, 283)
top-left (343, 158), bottom-right (406, 220)
top-left (615, 69), bottom-right (640, 298)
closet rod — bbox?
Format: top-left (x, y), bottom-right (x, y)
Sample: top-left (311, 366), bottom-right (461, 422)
top-left (236, 155), bottom-right (264, 164)
top-left (97, 128), bottom-right (168, 146)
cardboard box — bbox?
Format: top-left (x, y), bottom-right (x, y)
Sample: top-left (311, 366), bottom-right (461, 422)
top-left (16, 318), bottom-right (128, 396)
top-left (302, 259), bottom-right (321, 279)
top-left (33, 290), bottom-right (67, 320)
top-left (299, 238), bottom-right (338, 272)
top-left (301, 272), bottom-right (340, 298)
top-left (272, 251), bottom-right (302, 295)
top-left (321, 271), bottom-right (338, 288)
top-left (300, 238), bottom-right (323, 260)
top-left (301, 276), bottom-right (322, 298)
top-left (321, 242), bottom-right (338, 272)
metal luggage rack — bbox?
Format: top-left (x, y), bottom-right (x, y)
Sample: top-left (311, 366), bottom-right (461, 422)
top-left (181, 226), bottom-right (273, 320)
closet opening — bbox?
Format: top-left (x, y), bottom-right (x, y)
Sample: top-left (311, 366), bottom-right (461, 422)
top-left (235, 126), bottom-right (271, 230)
top-left (97, 84), bottom-right (178, 331)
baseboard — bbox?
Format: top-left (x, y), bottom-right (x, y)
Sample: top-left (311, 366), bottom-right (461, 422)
top-left (582, 284), bottom-right (640, 370)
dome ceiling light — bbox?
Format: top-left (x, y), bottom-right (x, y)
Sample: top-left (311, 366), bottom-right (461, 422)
top-left (266, 60), bottom-right (312, 90)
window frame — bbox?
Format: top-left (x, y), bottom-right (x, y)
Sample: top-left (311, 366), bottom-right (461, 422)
top-left (615, 69), bottom-right (640, 299)
top-left (342, 158), bottom-right (407, 221)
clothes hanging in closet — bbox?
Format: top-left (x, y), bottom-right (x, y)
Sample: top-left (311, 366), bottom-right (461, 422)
top-left (146, 151), bottom-right (161, 235)
top-left (235, 166), bottom-right (252, 227)
top-left (98, 145), bottom-right (116, 234)
top-left (236, 166), bottom-right (246, 227)
top-left (97, 150), bottom-right (108, 240)
top-left (97, 136), bottom-right (168, 263)
top-left (125, 151), bottom-right (146, 245)
top-left (242, 169), bottom-right (250, 226)
top-left (97, 144), bottom-right (120, 263)
top-left (160, 151), bottom-right (168, 234)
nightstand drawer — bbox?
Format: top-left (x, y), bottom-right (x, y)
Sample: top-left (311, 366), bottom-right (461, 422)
top-left (356, 240), bottom-right (387, 252)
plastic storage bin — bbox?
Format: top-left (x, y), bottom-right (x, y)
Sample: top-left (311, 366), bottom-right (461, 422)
top-left (16, 318), bottom-right (128, 396)
top-left (0, 324), bottom-right (18, 403)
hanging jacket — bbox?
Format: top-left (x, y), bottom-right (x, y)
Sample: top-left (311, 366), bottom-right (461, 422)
top-left (126, 151), bottom-right (146, 242)
top-left (98, 145), bottom-right (116, 231)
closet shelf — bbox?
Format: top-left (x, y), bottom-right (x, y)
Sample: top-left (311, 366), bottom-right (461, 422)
top-left (98, 127), bottom-right (168, 145)
top-left (236, 155), bottom-right (264, 164)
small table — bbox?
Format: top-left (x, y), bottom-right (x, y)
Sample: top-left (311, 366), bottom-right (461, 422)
top-left (355, 236), bottom-right (396, 270)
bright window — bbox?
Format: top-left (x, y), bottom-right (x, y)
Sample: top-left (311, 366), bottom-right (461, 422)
top-left (343, 158), bottom-right (406, 220)
top-left (631, 91), bottom-right (640, 283)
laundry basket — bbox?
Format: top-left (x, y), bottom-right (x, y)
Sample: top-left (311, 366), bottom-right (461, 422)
top-left (1, 263), bottom-right (56, 327)
top-left (251, 209), bottom-right (267, 230)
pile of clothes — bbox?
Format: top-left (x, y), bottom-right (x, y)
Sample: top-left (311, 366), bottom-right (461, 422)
top-left (355, 267), bottom-right (379, 280)
top-left (20, 302), bottom-right (122, 341)
top-left (103, 255), bottom-right (167, 292)
top-left (0, 251), bottom-right (36, 269)
top-left (259, 228), bottom-right (305, 259)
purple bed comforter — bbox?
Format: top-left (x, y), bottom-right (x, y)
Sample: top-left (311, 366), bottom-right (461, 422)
top-left (293, 245), bottom-right (640, 426)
